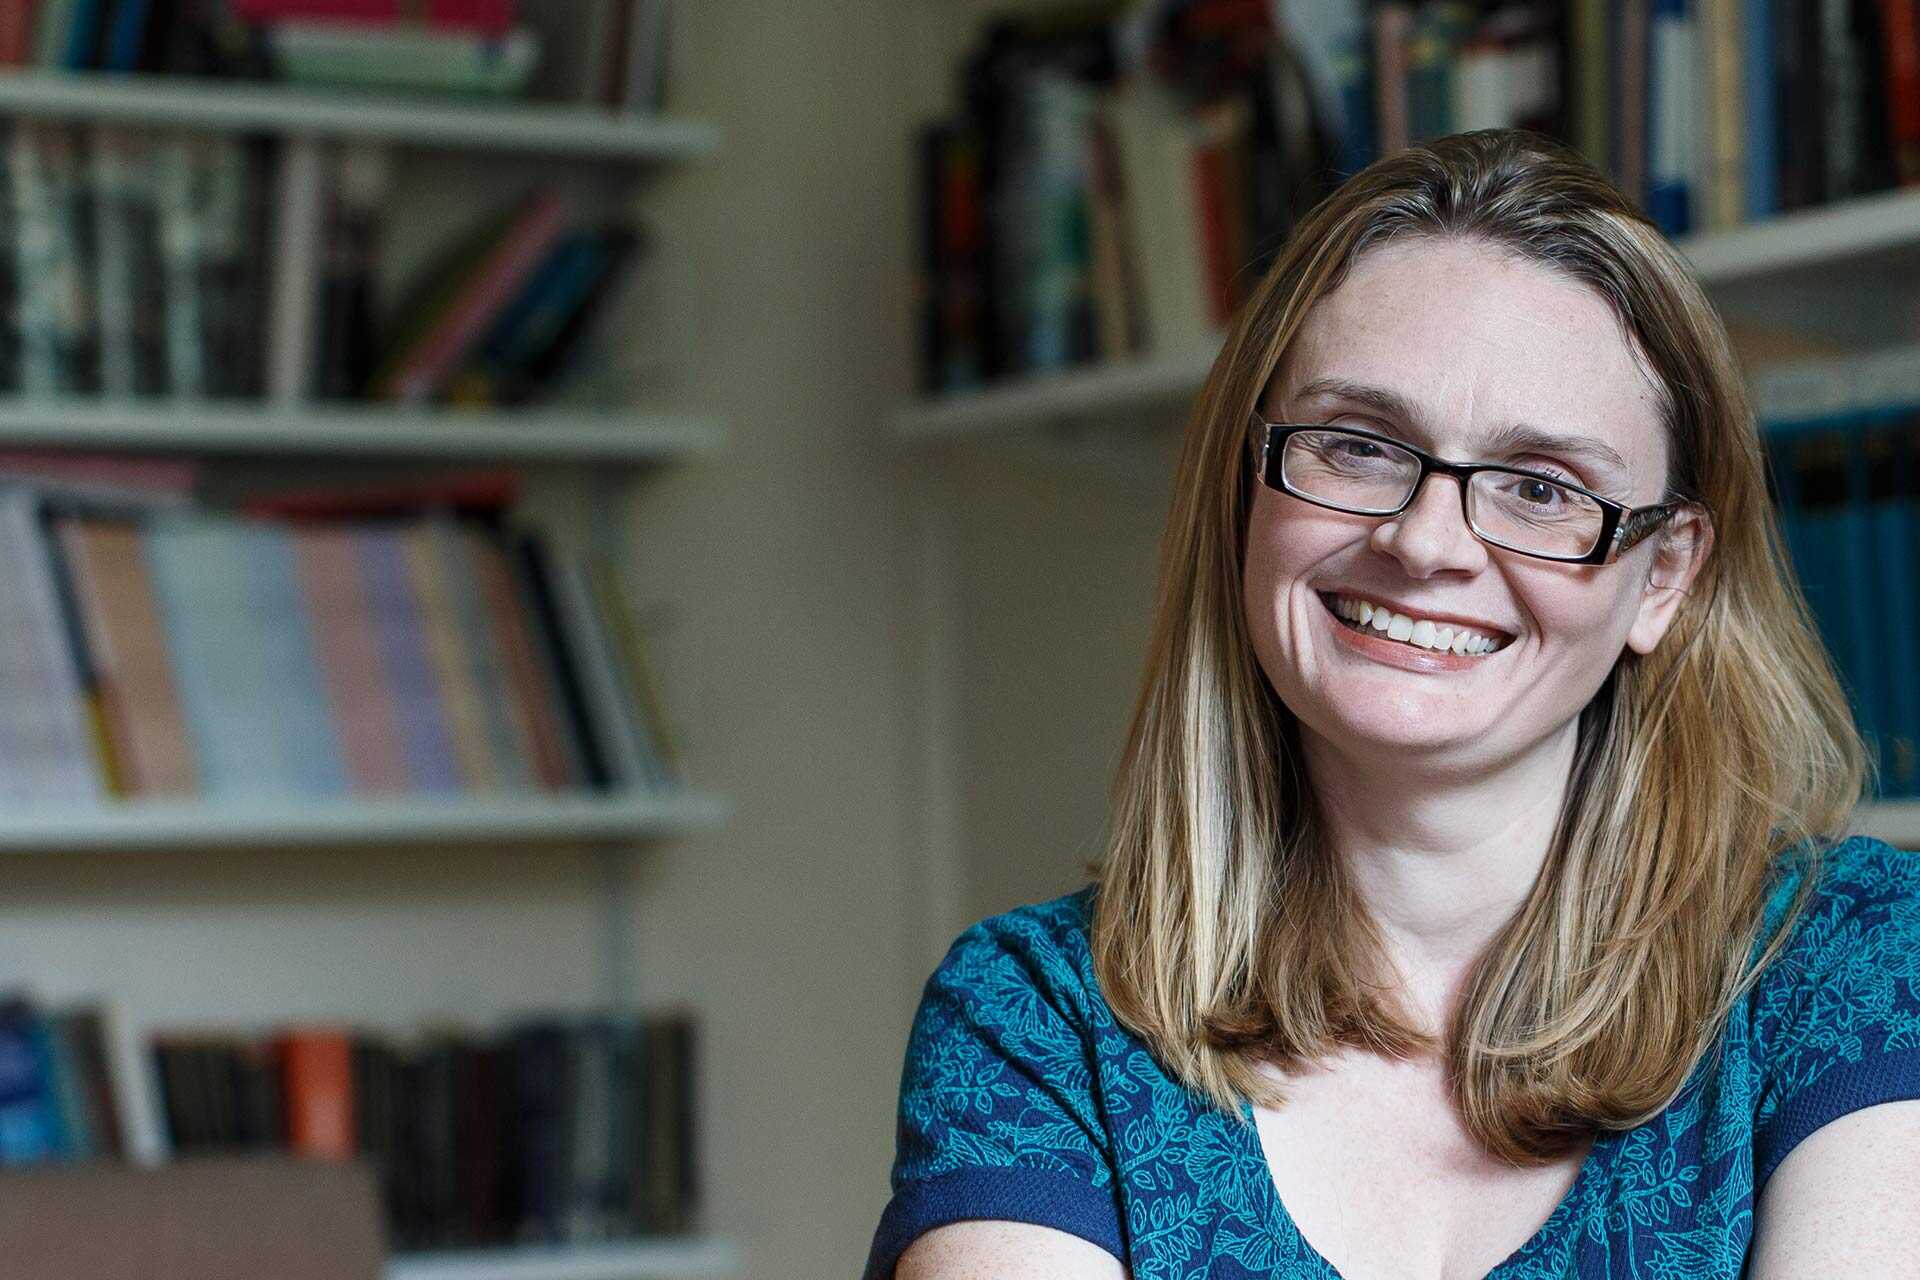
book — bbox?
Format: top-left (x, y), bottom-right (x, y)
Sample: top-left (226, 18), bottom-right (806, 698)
top-left (314, 141), bottom-right (388, 401)
top-left (372, 188), bottom-right (571, 405)
top-left (231, 0), bottom-right (517, 35)
top-left (53, 514), bottom-right (199, 797)
top-left (280, 1027), bottom-right (355, 1161)
top-left (264, 19), bottom-right (541, 96)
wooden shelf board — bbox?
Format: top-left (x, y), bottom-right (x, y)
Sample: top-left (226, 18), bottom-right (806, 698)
top-left (0, 790), bottom-right (732, 853)
top-left (0, 70), bottom-right (718, 161)
top-left (386, 1238), bottom-right (738, 1280)
top-left (0, 400), bottom-right (724, 465)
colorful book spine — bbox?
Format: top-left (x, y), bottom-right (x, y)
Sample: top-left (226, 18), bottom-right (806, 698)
top-left (356, 524), bottom-right (464, 795)
top-left (378, 190), bottom-right (569, 405)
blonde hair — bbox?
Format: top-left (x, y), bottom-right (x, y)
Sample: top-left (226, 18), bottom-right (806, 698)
top-left (1089, 128), bottom-right (1866, 1162)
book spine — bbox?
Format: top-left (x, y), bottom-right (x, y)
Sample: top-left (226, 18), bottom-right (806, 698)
top-left (384, 191), bottom-right (570, 405)
top-left (356, 525), bottom-right (463, 794)
top-left (403, 517), bottom-right (496, 791)
top-left (294, 522), bottom-right (411, 794)
top-left (280, 1027), bottom-right (356, 1161)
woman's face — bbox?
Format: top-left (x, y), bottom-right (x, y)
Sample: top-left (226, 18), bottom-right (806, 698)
top-left (1244, 236), bottom-right (1709, 778)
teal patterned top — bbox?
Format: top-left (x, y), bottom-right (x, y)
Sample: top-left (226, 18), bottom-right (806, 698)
top-left (864, 835), bottom-right (1920, 1279)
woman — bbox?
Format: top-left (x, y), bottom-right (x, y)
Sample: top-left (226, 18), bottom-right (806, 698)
top-left (865, 129), bottom-right (1920, 1279)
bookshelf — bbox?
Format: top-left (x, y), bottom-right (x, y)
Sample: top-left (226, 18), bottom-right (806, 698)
top-left (894, 187), bottom-right (1920, 442)
top-left (0, 35), bottom-right (736, 1280)
top-left (385, 1237), bottom-right (738, 1280)
top-left (0, 790), bottom-right (731, 854)
top-left (0, 400), bottom-right (725, 466)
top-left (0, 70), bottom-right (720, 161)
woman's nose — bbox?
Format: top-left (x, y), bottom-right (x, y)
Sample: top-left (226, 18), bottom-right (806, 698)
top-left (1369, 473), bottom-right (1488, 577)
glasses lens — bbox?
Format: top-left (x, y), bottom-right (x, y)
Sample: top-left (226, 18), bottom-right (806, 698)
top-left (1468, 469), bottom-right (1606, 558)
top-left (1280, 429), bottom-right (1419, 514)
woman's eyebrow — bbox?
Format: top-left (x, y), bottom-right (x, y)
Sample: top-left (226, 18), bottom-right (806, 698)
top-left (1290, 376), bottom-right (1633, 482)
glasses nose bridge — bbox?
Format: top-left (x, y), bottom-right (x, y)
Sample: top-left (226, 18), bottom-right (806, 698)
top-left (1402, 457), bottom-right (1474, 521)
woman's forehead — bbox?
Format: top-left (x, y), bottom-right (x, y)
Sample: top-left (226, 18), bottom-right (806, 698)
top-left (1268, 240), bottom-right (1670, 482)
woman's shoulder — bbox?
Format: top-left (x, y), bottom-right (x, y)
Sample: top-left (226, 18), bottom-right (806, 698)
top-left (926, 885), bottom-right (1104, 1020)
top-left (1750, 833), bottom-right (1920, 1044)
top-left (948, 884), bottom-right (1097, 959)
top-left (1757, 833), bottom-right (1920, 961)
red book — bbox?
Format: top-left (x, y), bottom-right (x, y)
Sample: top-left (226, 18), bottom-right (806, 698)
top-left (0, 0), bottom-right (39, 64)
top-left (229, 0), bottom-right (517, 36)
top-left (279, 1028), bottom-right (356, 1160)
top-left (378, 191), bottom-right (571, 406)
top-left (238, 468), bottom-right (522, 519)
top-left (1879, 0), bottom-right (1920, 185)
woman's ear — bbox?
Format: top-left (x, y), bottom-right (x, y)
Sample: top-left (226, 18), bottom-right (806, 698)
top-left (1625, 505), bottom-right (1714, 656)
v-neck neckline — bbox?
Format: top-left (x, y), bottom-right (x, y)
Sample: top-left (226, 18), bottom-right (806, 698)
top-left (1232, 1096), bottom-right (1621, 1278)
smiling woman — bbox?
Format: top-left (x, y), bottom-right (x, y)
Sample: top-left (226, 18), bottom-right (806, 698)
top-left (865, 128), bottom-right (1920, 1280)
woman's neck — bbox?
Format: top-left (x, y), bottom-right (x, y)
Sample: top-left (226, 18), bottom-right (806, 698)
top-left (1299, 723), bottom-right (1579, 1035)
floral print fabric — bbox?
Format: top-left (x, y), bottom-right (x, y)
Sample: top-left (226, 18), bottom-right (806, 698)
top-left (864, 836), bottom-right (1920, 1279)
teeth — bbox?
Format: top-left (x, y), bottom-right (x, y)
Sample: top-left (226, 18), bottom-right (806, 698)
top-left (1326, 593), bottom-right (1504, 656)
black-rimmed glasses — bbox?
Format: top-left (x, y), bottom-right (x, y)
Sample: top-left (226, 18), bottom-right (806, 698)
top-left (1251, 416), bottom-right (1695, 565)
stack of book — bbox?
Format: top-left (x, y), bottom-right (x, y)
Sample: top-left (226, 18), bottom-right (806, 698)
top-left (359, 178), bottom-right (647, 409)
top-left (1758, 344), bottom-right (1920, 799)
top-left (2, 120), bottom-right (264, 400)
top-left (915, 3), bottom-right (1343, 393)
top-left (0, 126), bottom-right (642, 408)
top-left (0, 0), bottom-right (268, 76)
top-left (916, 0), bottom-right (1920, 395)
top-left (0, 460), bottom-right (680, 808)
top-left (0, 993), bottom-right (701, 1253)
top-left (232, 0), bottom-right (541, 98)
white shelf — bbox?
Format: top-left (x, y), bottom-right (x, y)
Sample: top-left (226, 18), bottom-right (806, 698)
top-left (1679, 185), bottom-right (1920, 284)
top-left (0, 399), bottom-right (724, 465)
top-left (0, 789), bottom-right (732, 853)
top-left (386, 1239), bottom-right (738, 1280)
top-left (895, 189), bottom-right (1920, 441)
top-left (0, 71), bottom-right (718, 162)
top-left (1853, 799), bottom-right (1920, 850)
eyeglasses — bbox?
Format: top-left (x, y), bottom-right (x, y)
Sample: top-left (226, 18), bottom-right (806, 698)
top-left (1251, 416), bottom-right (1694, 565)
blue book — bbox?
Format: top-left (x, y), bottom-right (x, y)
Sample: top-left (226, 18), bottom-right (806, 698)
top-left (62, 0), bottom-right (105, 69)
top-left (1886, 422), bottom-right (1920, 796)
top-left (355, 524), bottom-right (464, 795)
top-left (1838, 439), bottom-right (1882, 791)
top-left (143, 515), bottom-right (290, 798)
top-left (473, 232), bottom-right (605, 381)
top-left (104, 0), bottom-right (153, 71)
top-left (1647, 0), bottom-right (1693, 235)
top-left (1742, 0), bottom-right (1776, 220)
top-left (238, 521), bottom-right (350, 798)
top-left (1788, 437), bottom-right (1866, 763)
top-left (0, 999), bottom-right (66, 1164)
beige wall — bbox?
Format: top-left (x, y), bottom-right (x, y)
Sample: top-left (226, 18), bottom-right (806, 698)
top-left (0, 3), bottom-right (1187, 1276)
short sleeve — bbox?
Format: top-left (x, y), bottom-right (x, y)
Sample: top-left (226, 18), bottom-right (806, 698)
top-left (861, 907), bottom-right (1124, 1280)
top-left (1750, 836), bottom-right (1920, 1192)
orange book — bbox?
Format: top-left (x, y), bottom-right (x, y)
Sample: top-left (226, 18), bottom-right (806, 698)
top-left (57, 517), bottom-right (198, 797)
top-left (279, 1028), bottom-right (355, 1161)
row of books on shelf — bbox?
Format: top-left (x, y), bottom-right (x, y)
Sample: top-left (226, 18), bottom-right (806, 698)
top-left (0, 0), bottom-right (672, 107)
top-left (0, 119), bottom-right (645, 408)
top-left (0, 459), bottom-right (679, 808)
top-left (1758, 344), bottom-right (1920, 798)
top-left (0, 995), bottom-right (699, 1252)
top-left (915, 0), bottom-right (1920, 395)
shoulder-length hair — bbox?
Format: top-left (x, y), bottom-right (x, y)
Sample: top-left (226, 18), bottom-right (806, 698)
top-left (1089, 127), bottom-right (1865, 1162)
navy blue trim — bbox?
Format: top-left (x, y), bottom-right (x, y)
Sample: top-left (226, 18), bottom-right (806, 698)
top-left (1754, 1049), bottom-right (1920, 1193)
top-left (861, 1166), bottom-right (1126, 1280)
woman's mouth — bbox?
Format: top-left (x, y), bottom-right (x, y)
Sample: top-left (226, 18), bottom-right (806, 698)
top-left (1317, 592), bottom-right (1513, 657)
